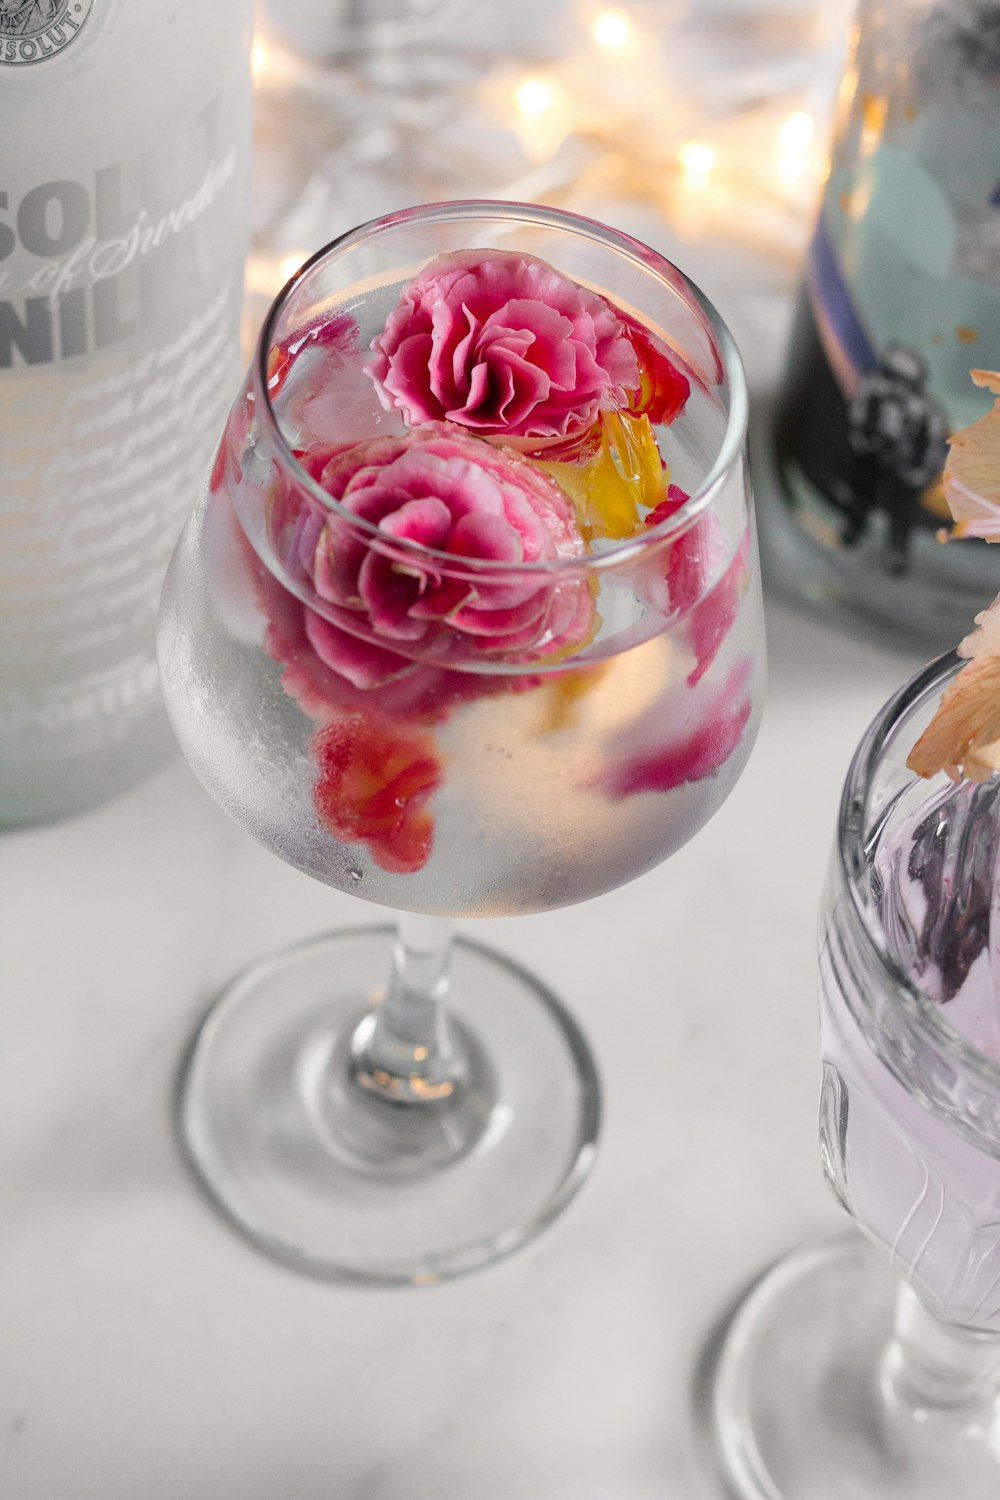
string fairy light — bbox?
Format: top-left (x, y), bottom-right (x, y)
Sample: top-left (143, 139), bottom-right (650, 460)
top-left (247, 5), bottom-right (836, 270)
top-left (278, 252), bottom-right (308, 284)
top-left (591, 8), bottom-right (636, 54)
top-left (677, 140), bottom-right (716, 192)
top-left (516, 76), bottom-right (557, 118)
top-left (511, 73), bottom-right (574, 163)
top-left (251, 36), bottom-right (270, 80)
top-left (775, 109), bottom-right (816, 183)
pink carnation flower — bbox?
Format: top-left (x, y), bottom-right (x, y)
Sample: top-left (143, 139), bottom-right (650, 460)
top-left (367, 249), bottom-right (643, 447)
top-left (268, 422), bottom-right (594, 683)
top-left (252, 535), bottom-right (521, 723)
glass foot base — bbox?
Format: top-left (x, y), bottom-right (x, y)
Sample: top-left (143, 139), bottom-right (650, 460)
top-left (711, 1233), bottom-right (1000, 1500)
top-left (179, 927), bottom-right (600, 1285)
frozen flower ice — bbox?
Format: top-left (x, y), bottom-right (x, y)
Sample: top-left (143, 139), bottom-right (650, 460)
top-left (909, 370), bottom-right (1000, 781)
top-left (267, 422), bottom-right (595, 679)
top-left (368, 248), bottom-right (687, 449)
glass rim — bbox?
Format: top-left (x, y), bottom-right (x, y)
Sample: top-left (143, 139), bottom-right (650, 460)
top-left (837, 648), bottom-right (1000, 1093)
top-left (251, 198), bottom-right (750, 578)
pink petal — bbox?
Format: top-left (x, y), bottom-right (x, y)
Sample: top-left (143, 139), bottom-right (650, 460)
top-left (384, 332), bottom-right (440, 424)
top-left (356, 550), bottom-right (431, 639)
top-left (687, 528), bottom-right (750, 686)
top-left (447, 510), bottom-right (524, 562)
top-left (667, 514), bottom-right (730, 616)
top-left (448, 588), bottom-right (550, 638)
top-left (377, 495), bottom-right (453, 549)
top-left (599, 661), bottom-right (753, 798)
top-left (303, 608), bottom-right (419, 689)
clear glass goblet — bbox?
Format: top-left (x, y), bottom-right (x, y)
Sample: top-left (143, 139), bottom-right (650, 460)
top-left (157, 199), bottom-right (764, 1284)
top-left (713, 651), bottom-right (1000, 1499)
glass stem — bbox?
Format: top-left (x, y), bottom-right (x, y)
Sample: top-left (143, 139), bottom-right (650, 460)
top-left (881, 1281), bottom-right (1000, 1413)
top-left (349, 913), bottom-right (468, 1105)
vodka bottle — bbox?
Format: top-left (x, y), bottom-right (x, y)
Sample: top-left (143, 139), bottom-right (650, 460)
top-left (0, 0), bottom-right (254, 825)
top-left (758, 0), bottom-right (1000, 654)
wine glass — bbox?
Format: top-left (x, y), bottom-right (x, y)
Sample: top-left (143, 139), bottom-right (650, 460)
top-left (712, 651), bottom-right (1000, 1499)
top-left (157, 199), bottom-right (765, 1284)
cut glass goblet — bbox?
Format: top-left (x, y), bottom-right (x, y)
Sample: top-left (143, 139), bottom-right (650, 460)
top-left (713, 652), bottom-right (1000, 1500)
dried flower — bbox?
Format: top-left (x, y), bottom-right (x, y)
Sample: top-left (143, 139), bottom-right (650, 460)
top-left (941, 370), bottom-right (1000, 540)
top-left (908, 369), bottom-right (1000, 780)
top-left (908, 597), bottom-right (1000, 781)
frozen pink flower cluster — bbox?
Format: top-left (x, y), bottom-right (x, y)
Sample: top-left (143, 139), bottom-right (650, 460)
top-left (270, 422), bottom-right (593, 684)
top-left (368, 248), bottom-right (643, 447)
top-left (235, 240), bottom-right (745, 872)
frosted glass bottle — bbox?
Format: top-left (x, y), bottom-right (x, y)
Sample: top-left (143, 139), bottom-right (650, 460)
top-left (0, 0), bottom-right (254, 825)
top-left (758, 0), bottom-right (1000, 655)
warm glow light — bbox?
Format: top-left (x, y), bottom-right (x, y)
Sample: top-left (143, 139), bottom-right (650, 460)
top-left (251, 36), bottom-right (271, 80)
top-left (245, 251), bottom-right (311, 303)
top-left (592, 8), bottom-right (633, 50)
top-left (775, 110), bottom-right (817, 184)
top-left (278, 252), bottom-right (308, 284)
top-left (776, 157), bottom-right (806, 184)
top-left (860, 90), bottom-right (888, 159)
top-left (678, 140), bottom-right (716, 191)
top-left (516, 76), bottom-right (557, 119)
top-left (777, 110), bottom-right (815, 152)
top-left (508, 72), bottom-right (572, 163)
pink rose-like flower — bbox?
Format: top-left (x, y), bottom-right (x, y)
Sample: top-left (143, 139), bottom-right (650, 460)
top-left (368, 249), bottom-right (643, 448)
top-left (268, 422), bottom-right (594, 683)
top-left (250, 526), bottom-right (525, 724)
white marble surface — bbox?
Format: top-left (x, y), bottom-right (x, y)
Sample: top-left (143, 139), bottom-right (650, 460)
top-left (1, 5), bottom-right (935, 1495)
top-left (2, 585), bottom-right (923, 1498)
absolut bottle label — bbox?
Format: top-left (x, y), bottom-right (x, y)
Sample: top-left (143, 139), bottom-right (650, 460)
top-left (0, 3), bottom-right (253, 822)
top-left (0, 126), bottom-right (240, 368)
top-left (0, 0), bottom-right (95, 66)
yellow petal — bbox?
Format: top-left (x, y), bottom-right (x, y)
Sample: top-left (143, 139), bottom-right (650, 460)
top-left (538, 411), bottom-right (667, 541)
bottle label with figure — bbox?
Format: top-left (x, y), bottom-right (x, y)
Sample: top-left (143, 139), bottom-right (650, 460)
top-left (779, 210), bottom-right (954, 577)
top-left (773, 0), bottom-right (1000, 586)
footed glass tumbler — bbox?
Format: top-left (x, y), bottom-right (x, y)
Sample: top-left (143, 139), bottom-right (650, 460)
top-left (713, 652), bottom-right (1000, 1500)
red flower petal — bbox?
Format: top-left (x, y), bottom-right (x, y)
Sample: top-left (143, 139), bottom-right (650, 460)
top-left (367, 810), bottom-right (436, 875)
top-left (209, 436), bottom-right (227, 495)
top-left (311, 713), bottom-right (441, 872)
top-left (624, 321), bottom-right (690, 426)
top-left (645, 501), bottom-right (749, 687)
top-left (686, 529), bottom-right (750, 687)
top-left (645, 483), bottom-right (691, 528)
